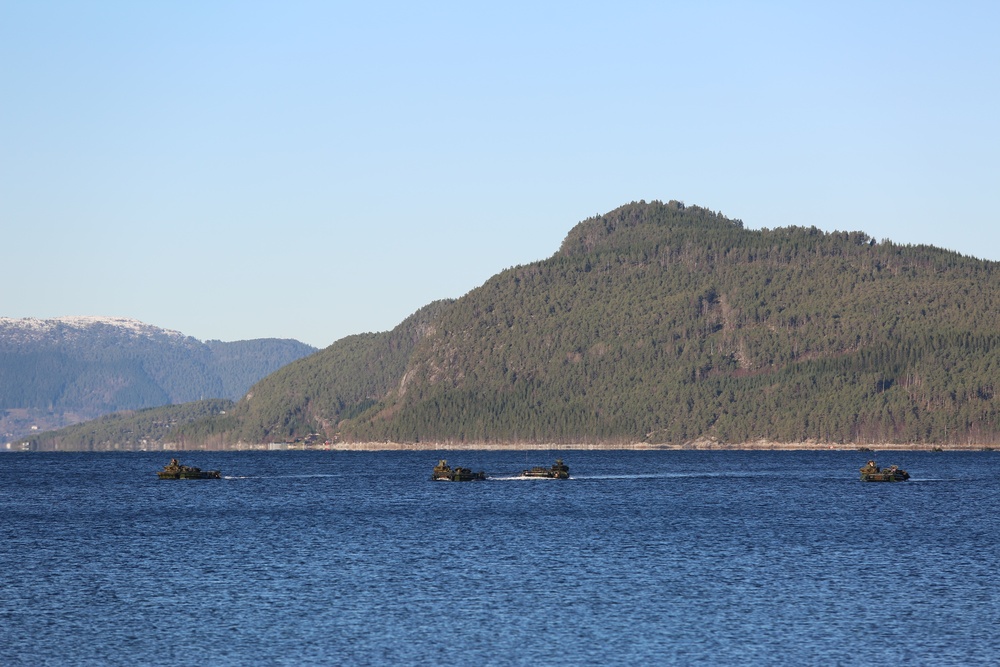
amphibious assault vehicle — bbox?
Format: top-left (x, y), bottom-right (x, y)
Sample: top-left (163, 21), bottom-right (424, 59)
top-left (859, 460), bottom-right (909, 482)
top-left (157, 458), bottom-right (222, 480)
top-left (431, 460), bottom-right (486, 482)
top-left (520, 459), bottom-right (570, 479)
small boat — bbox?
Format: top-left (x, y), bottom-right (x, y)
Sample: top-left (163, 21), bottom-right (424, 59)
top-left (431, 459), bottom-right (486, 482)
top-left (859, 460), bottom-right (909, 482)
top-left (157, 458), bottom-right (222, 480)
top-left (520, 459), bottom-right (570, 479)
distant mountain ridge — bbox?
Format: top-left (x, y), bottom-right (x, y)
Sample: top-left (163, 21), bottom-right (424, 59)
top-left (1, 317), bottom-right (316, 442)
top-left (20, 200), bottom-right (1000, 451)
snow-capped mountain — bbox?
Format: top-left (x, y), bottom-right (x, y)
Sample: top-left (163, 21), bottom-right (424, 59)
top-left (0, 316), bottom-right (187, 345)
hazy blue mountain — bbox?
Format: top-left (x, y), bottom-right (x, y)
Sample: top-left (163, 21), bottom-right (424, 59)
top-left (0, 316), bottom-right (315, 442)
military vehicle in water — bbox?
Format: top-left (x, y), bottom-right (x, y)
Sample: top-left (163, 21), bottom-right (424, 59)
top-left (431, 460), bottom-right (486, 481)
top-left (520, 459), bottom-right (570, 479)
top-left (157, 458), bottom-right (222, 480)
top-left (859, 460), bottom-right (909, 482)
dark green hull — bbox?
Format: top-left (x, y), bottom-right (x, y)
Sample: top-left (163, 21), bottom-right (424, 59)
top-left (860, 471), bottom-right (909, 482)
top-left (431, 470), bottom-right (486, 481)
top-left (158, 470), bottom-right (221, 480)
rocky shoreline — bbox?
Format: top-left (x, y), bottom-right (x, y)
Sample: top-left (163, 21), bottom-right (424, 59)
top-left (21, 438), bottom-right (994, 452)
top-left (316, 439), bottom-right (994, 452)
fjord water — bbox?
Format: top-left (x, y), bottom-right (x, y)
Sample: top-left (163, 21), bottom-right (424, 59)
top-left (2, 451), bottom-right (998, 666)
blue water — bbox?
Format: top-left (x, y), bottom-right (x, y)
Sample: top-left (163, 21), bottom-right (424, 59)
top-left (2, 450), bottom-right (998, 666)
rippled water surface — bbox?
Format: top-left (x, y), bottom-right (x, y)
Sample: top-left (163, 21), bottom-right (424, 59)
top-left (2, 450), bottom-right (999, 666)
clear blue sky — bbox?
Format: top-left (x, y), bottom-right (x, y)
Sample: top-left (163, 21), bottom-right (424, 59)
top-left (3, 1), bottom-right (998, 348)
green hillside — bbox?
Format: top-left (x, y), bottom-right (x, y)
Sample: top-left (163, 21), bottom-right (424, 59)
top-left (21, 201), bottom-right (1000, 450)
top-left (205, 300), bottom-right (454, 444)
top-left (14, 399), bottom-right (236, 452)
top-left (337, 201), bottom-right (1000, 445)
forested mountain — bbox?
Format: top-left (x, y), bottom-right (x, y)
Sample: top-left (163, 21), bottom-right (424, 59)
top-left (0, 317), bottom-right (315, 442)
top-left (20, 201), bottom-right (1000, 451)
